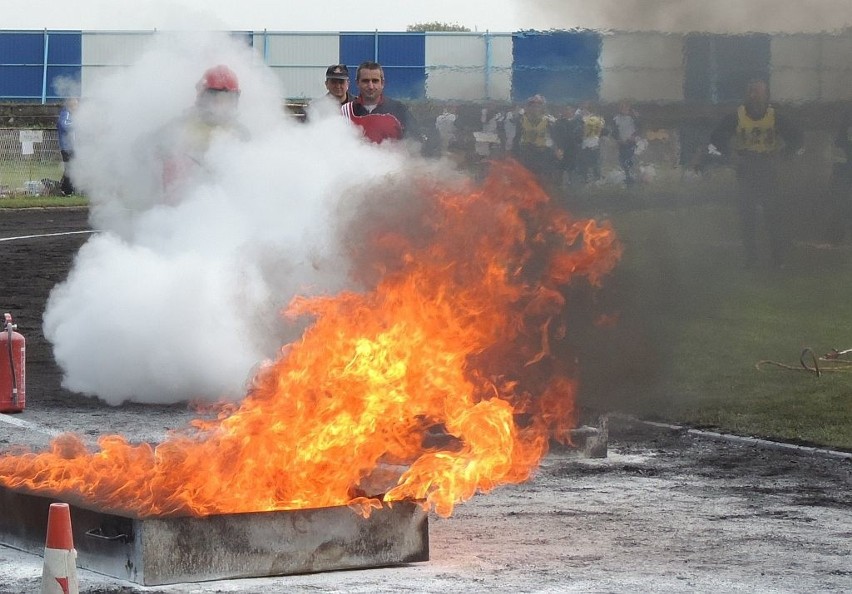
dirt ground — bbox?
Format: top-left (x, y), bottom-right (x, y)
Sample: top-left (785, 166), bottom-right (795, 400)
top-left (0, 207), bottom-right (850, 594)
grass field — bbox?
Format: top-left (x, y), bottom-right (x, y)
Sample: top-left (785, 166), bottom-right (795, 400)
top-left (574, 191), bottom-right (852, 450)
top-left (0, 195), bottom-right (87, 208)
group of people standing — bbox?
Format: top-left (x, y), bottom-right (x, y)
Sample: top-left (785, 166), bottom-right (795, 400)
top-left (57, 60), bottom-right (421, 200)
top-left (55, 64), bottom-right (851, 272)
top-left (516, 96), bottom-right (643, 192)
top-left (452, 95), bottom-right (644, 193)
top-left (427, 95), bottom-right (644, 196)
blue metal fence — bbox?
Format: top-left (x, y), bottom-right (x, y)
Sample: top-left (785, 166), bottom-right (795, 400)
top-left (0, 30), bottom-right (81, 102)
top-left (0, 29), bottom-right (847, 104)
top-left (512, 30), bottom-right (602, 102)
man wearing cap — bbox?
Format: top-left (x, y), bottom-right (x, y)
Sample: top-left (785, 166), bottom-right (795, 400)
top-left (324, 64), bottom-right (354, 105)
top-left (341, 61), bottom-right (418, 144)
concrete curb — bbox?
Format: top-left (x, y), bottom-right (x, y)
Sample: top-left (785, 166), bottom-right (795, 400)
top-left (613, 414), bottom-right (852, 460)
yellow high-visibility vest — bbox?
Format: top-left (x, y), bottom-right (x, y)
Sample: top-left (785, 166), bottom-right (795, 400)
top-left (583, 115), bottom-right (605, 139)
top-left (519, 114), bottom-right (549, 147)
top-left (735, 105), bottom-right (778, 153)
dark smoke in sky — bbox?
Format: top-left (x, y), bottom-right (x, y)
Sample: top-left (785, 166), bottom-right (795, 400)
top-left (524, 0), bottom-right (852, 33)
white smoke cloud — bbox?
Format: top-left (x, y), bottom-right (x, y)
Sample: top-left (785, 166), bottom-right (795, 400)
top-left (43, 31), bottom-right (412, 405)
top-left (51, 77), bottom-right (81, 101)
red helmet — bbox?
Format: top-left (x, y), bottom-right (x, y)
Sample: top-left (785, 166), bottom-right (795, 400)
top-left (197, 65), bottom-right (240, 93)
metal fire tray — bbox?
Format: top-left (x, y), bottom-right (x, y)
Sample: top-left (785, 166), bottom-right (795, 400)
top-left (0, 486), bottom-right (429, 586)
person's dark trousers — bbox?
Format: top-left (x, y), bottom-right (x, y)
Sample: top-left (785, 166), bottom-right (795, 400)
top-left (618, 142), bottom-right (636, 184)
top-left (60, 149), bottom-right (75, 196)
top-left (826, 164), bottom-right (852, 244)
top-left (736, 155), bottom-right (789, 267)
top-left (579, 147), bottom-right (601, 183)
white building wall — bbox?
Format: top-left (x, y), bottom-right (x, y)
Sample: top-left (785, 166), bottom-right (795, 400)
top-left (599, 33), bottom-right (684, 103)
top-left (256, 32), bottom-right (340, 100)
top-left (424, 33), bottom-right (512, 101)
top-left (770, 34), bottom-right (822, 102)
top-left (818, 32), bottom-right (852, 101)
top-left (80, 32), bottom-right (155, 96)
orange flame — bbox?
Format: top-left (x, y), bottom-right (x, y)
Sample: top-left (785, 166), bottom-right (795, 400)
top-left (0, 160), bottom-right (621, 518)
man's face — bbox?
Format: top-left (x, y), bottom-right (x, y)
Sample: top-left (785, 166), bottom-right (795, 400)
top-left (746, 82), bottom-right (768, 111)
top-left (357, 68), bottom-right (384, 103)
top-left (527, 103), bottom-right (544, 118)
top-left (325, 77), bottom-right (349, 101)
top-left (197, 90), bottom-right (239, 125)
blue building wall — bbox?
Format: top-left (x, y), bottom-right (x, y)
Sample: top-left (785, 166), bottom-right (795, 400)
top-left (511, 30), bottom-right (602, 103)
top-left (0, 30), bottom-right (81, 101)
top-left (340, 32), bottom-right (426, 100)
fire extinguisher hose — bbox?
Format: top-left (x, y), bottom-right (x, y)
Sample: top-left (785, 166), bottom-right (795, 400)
top-left (5, 322), bottom-right (17, 405)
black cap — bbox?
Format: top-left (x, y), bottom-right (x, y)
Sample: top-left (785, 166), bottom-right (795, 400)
top-left (326, 64), bottom-right (349, 80)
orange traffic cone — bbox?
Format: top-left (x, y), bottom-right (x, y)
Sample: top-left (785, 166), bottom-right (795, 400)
top-left (41, 503), bottom-right (79, 594)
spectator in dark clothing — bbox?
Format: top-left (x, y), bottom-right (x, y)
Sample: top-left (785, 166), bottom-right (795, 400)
top-left (709, 79), bottom-right (804, 268)
top-left (551, 104), bottom-right (583, 190)
top-left (612, 100), bottom-right (641, 186)
top-left (57, 98), bottom-right (78, 196)
top-left (826, 111), bottom-right (852, 244)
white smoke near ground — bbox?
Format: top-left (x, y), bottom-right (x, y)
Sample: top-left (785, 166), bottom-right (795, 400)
top-left (522, 0), bottom-right (852, 33)
top-left (43, 31), bottom-right (415, 406)
top-left (51, 77), bottom-right (81, 101)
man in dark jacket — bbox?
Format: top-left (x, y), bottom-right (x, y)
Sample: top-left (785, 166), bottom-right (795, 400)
top-left (709, 79), bottom-right (803, 268)
top-left (551, 104), bottom-right (583, 189)
top-left (826, 110), bottom-right (852, 243)
top-left (341, 61), bottom-right (418, 144)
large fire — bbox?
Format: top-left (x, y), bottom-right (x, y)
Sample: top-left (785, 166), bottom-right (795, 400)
top-left (0, 160), bottom-right (621, 518)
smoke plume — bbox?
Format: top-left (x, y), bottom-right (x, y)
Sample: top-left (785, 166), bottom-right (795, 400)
top-left (523, 0), bottom-right (852, 33)
top-left (43, 31), bottom-right (416, 405)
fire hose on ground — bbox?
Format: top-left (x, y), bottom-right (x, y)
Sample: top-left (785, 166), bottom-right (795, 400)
top-left (756, 347), bottom-right (852, 377)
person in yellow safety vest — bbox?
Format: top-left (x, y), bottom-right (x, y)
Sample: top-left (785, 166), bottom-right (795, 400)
top-left (576, 101), bottom-right (608, 184)
top-left (709, 79), bottom-right (803, 269)
top-left (512, 94), bottom-right (557, 188)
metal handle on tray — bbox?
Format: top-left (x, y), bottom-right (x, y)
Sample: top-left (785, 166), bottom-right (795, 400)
top-left (85, 527), bottom-right (132, 543)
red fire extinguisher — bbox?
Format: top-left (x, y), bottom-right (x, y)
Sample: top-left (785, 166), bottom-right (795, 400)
top-left (0, 313), bottom-right (26, 413)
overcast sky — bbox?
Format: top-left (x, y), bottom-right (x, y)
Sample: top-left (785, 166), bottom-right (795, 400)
top-left (7, 0), bottom-right (852, 33)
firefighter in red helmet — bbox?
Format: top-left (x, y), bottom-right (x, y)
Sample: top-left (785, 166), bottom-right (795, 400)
top-left (157, 64), bottom-right (249, 201)
top-left (195, 64), bottom-right (241, 126)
